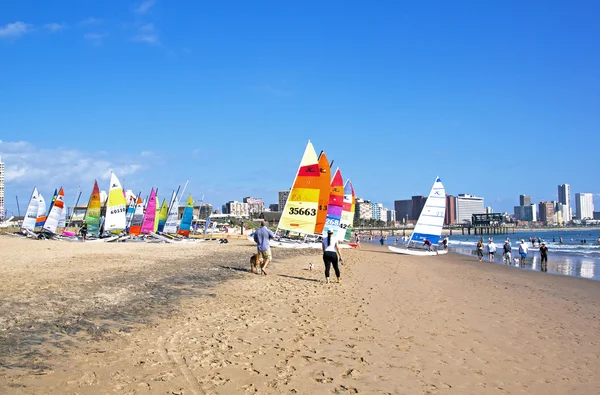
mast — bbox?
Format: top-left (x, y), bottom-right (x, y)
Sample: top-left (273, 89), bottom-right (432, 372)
top-left (178, 180), bottom-right (189, 206)
top-left (67, 190), bottom-right (82, 228)
top-left (16, 195), bottom-right (21, 217)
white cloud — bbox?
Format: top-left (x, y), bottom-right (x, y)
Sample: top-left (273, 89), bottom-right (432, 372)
top-left (0, 21), bottom-right (32, 39)
top-left (132, 23), bottom-right (159, 45)
top-left (44, 23), bottom-right (65, 32)
top-left (135, 0), bottom-right (156, 14)
top-left (0, 140), bottom-right (144, 195)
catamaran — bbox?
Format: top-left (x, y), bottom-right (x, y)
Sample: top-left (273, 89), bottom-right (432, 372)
top-left (42, 187), bottom-right (65, 234)
top-left (388, 176), bottom-right (448, 256)
top-left (21, 187), bottom-right (40, 235)
top-left (84, 180), bottom-right (102, 238)
top-left (103, 172), bottom-right (127, 234)
top-left (177, 195), bottom-right (194, 236)
top-left (141, 188), bottom-right (157, 235)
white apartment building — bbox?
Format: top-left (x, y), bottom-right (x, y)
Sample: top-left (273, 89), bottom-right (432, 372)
top-left (379, 207), bottom-right (388, 223)
top-left (575, 193), bottom-right (594, 220)
top-left (278, 190), bottom-right (290, 212)
top-left (223, 201), bottom-right (249, 217)
top-left (0, 156), bottom-right (4, 221)
top-left (243, 197), bottom-right (265, 214)
top-left (456, 194), bottom-right (485, 224)
top-left (355, 199), bottom-right (373, 221)
top-left (387, 209), bottom-right (396, 224)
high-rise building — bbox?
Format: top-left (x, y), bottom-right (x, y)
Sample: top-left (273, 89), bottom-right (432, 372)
top-left (198, 203), bottom-right (213, 219)
top-left (445, 195), bottom-right (456, 225)
top-left (243, 197), bottom-right (265, 214)
top-left (394, 199), bottom-right (412, 222)
top-left (278, 190), bottom-right (290, 213)
top-left (558, 184), bottom-right (571, 222)
top-left (387, 209), bottom-right (396, 224)
top-left (575, 193), bottom-right (594, 220)
top-left (0, 156), bottom-right (4, 221)
top-left (519, 194), bottom-right (531, 207)
top-left (412, 195), bottom-right (427, 221)
top-left (269, 203), bottom-right (279, 212)
top-left (455, 194), bottom-right (485, 224)
top-left (379, 206), bottom-right (388, 223)
top-left (355, 199), bottom-right (373, 221)
top-left (538, 201), bottom-right (555, 225)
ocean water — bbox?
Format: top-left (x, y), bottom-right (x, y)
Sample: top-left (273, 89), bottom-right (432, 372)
top-left (362, 229), bottom-right (600, 281)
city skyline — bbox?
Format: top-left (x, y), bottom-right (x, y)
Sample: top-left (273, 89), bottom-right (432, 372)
top-left (1, 1), bottom-right (599, 216)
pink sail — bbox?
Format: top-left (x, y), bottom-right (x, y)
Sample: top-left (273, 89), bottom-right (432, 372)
top-left (141, 188), bottom-right (158, 234)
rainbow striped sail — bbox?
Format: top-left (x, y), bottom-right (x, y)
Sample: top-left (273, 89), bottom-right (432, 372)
top-left (141, 188), bottom-right (157, 234)
top-left (178, 195), bottom-right (194, 236)
top-left (157, 199), bottom-right (168, 232)
top-left (85, 180), bottom-right (101, 237)
top-left (322, 168), bottom-right (344, 239)
top-left (43, 187), bottom-right (65, 233)
top-left (129, 196), bottom-right (144, 235)
top-left (314, 151), bottom-right (331, 235)
top-left (340, 180), bottom-right (355, 242)
top-left (104, 172), bottom-right (127, 232)
top-left (277, 141), bottom-right (321, 235)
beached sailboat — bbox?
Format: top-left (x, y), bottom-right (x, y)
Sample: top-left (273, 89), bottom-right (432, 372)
top-left (129, 196), bottom-right (145, 235)
top-left (35, 193), bottom-right (46, 228)
top-left (389, 176), bottom-right (448, 256)
top-left (141, 188), bottom-right (157, 235)
top-left (104, 172), bottom-right (127, 233)
top-left (314, 151), bottom-right (331, 235)
top-left (85, 180), bottom-right (102, 237)
top-left (339, 179), bottom-right (355, 242)
top-left (163, 193), bottom-right (179, 234)
top-left (322, 168), bottom-right (344, 240)
top-left (43, 187), bottom-right (65, 234)
top-left (22, 188), bottom-right (40, 233)
top-left (157, 198), bottom-right (168, 232)
top-left (177, 195), bottom-right (194, 236)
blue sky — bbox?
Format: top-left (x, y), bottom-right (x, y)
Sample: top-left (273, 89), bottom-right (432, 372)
top-left (1, 0), bottom-right (599, 216)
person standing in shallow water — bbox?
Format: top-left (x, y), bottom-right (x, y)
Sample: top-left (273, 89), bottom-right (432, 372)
top-left (539, 242), bottom-right (549, 272)
top-left (322, 229), bottom-right (343, 284)
top-left (476, 239), bottom-right (484, 262)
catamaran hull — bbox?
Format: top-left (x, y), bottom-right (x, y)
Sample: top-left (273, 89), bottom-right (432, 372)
top-left (388, 246), bottom-right (448, 256)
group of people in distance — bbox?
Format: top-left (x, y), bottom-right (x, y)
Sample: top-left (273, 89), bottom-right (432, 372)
top-left (476, 237), bottom-right (549, 272)
top-left (252, 222), bottom-right (344, 284)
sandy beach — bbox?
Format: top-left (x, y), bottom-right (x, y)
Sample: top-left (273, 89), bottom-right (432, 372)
top-left (1, 237), bottom-right (599, 394)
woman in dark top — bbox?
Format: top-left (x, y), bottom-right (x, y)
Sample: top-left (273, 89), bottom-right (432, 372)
top-left (539, 242), bottom-right (548, 272)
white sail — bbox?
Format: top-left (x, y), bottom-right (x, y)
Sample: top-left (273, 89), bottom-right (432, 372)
top-left (104, 172), bottom-right (127, 232)
top-left (22, 188), bottom-right (40, 231)
top-left (58, 207), bottom-right (67, 228)
top-left (43, 188), bottom-right (65, 234)
top-left (36, 194), bottom-right (46, 226)
top-left (163, 197), bottom-right (179, 234)
top-left (407, 177), bottom-right (446, 245)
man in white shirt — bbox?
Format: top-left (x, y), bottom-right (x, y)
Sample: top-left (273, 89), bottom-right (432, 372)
top-left (487, 238), bottom-right (497, 262)
top-left (518, 239), bottom-right (528, 266)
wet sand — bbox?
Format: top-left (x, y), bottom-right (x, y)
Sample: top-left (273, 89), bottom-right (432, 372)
top-left (1, 237), bottom-right (599, 394)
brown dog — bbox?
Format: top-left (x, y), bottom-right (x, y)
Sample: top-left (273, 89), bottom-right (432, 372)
top-left (250, 253), bottom-right (263, 274)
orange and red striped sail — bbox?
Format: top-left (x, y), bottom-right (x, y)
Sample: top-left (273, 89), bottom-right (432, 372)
top-left (277, 141), bottom-right (321, 235)
top-left (314, 151), bottom-right (331, 235)
top-left (322, 168), bottom-right (344, 239)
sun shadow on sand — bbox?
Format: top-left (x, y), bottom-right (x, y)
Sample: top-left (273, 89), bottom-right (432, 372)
top-left (278, 274), bottom-right (321, 283)
top-left (218, 265), bottom-right (252, 273)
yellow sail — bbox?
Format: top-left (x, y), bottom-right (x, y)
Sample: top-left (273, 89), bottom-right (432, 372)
top-left (277, 141), bottom-right (321, 235)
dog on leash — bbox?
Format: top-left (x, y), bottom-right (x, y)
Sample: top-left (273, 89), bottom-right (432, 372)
top-left (250, 253), bottom-right (264, 274)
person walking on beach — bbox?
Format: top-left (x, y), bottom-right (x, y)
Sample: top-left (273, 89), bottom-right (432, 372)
top-left (442, 237), bottom-right (448, 250)
top-left (322, 229), bottom-right (343, 284)
top-left (79, 221), bottom-right (88, 242)
top-left (476, 239), bottom-right (484, 261)
top-left (503, 240), bottom-right (512, 264)
top-left (253, 221), bottom-right (276, 275)
top-left (380, 236), bottom-right (385, 246)
top-left (487, 238), bottom-right (497, 262)
top-left (518, 239), bottom-right (528, 266)
top-left (539, 242), bottom-right (549, 272)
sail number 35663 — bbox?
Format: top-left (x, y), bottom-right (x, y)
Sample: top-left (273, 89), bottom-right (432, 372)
top-left (289, 207), bottom-right (317, 216)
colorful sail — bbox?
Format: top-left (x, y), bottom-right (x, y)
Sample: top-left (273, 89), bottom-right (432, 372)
top-left (314, 151), bottom-right (331, 235)
top-left (35, 193), bottom-right (46, 227)
top-left (43, 187), bottom-right (65, 233)
top-left (338, 180), bottom-right (355, 242)
top-left (322, 168), bottom-right (344, 239)
top-left (85, 180), bottom-right (102, 237)
top-left (104, 172), bottom-right (127, 232)
top-left (129, 196), bottom-right (144, 235)
top-left (164, 195), bottom-right (180, 234)
top-left (153, 191), bottom-right (160, 233)
top-left (408, 177), bottom-right (446, 245)
top-left (178, 195), bottom-right (194, 236)
top-left (22, 188), bottom-right (40, 231)
top-left (157, 199), bottom-right (168, 232)
top-left (125, 195), bottom-right (136, 226)
top-left (277, 141), bottom-right (321, 235)
top-left (39, 189), bottom-right (57, 227)
top-left (141, 188), bottom-right (158, 234)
